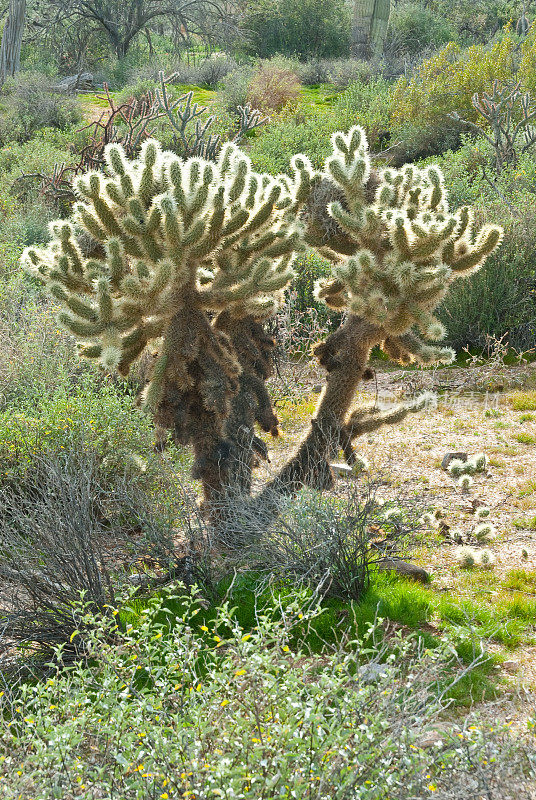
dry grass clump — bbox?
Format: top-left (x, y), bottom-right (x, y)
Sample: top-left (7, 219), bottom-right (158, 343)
top-left (247, 63), bottom-right (301, 112)
top-left (509, 390), bottom-right (536, 411)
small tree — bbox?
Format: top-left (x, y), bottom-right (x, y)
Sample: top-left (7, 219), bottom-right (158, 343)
top-left (23, 128), bottom-right (502, 531)
top-left (39, 0), bottom-right (229, 60)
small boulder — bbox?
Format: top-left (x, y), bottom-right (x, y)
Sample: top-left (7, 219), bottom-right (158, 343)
top-left (502, 660), bottom-right (520, 674)
top-left (55, 72), bottom-right (94, 94)
top-left (376, 557), bottom-right (430, 584)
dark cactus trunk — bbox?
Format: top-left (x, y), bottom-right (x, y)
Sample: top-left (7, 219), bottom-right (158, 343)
top-left (0, 0), bottom-right (26, 87)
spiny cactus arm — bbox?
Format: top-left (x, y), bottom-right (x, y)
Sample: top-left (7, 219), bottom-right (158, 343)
top-left (382, 332), bottom-right (454, 365)
top-left (309, 127), bottom-right (503, 367)
top-left (156, 75), bottom-right (215, 158)
top-left (441, 210), bottom-right (503, 274)
top-left (345, 392), bottom-right (436, 441)
top-left (233, 105), bottom-right (269, 145)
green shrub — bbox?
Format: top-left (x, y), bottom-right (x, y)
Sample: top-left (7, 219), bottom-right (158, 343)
top-left (248, 112), bottom-right (337, 172)
top-left (388, 32), bottom-right (529, 159)
top-left (241, 0), bottom-right (351, 60)
top-left (217, 65), bottom-right (254, 114)
top-left (391, 36), bottom-right (518, 130)
top-left (439, 218), bottom-right (536, 350)
top-left (425, 140), bottom-right (536, 350)
top-left (291, 251), bottom-right (333, 316)
top-left (0, 276), bottom-right (86, 401)
top-left (385, 2), bottom-right (456, 56)
top-left (296, 58), bottom-right (375, 88)
top-left (3, 589), bottom-right (534, 798)
top-left (115, 78), bottom-right (160, 107)
top-left (0, 72), bottom-right (81, 145)
top-left (389, 120), bottom-right (463, 162)
top-left (248, 77), bottom-right (392, 174)
top-left (0, 380), bottom-right (154, 489)
top-left (334, 78), bottom-right (392, 149)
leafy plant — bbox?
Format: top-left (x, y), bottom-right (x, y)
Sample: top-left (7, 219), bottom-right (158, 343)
top-left (241, 0), bottom-right (351, 60)
top-left (247, 62), bottom-right (301, 113)
top-left (0, 71), bottom-right (81, 145)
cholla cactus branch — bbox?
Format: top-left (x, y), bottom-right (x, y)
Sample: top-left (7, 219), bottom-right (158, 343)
top-left (156, 72), bottom-right (268, 161)
top-left (450, 80), bottom-right (536, 173)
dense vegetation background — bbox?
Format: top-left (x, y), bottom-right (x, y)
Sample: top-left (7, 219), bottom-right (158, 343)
top-left (1, 1), bottom-right (536, 797)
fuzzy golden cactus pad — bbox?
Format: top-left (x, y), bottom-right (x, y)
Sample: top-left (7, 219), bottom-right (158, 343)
top-left (312, 127), bottom-right (503, 364)
top-left (23, 139), bottom-right (312, 379)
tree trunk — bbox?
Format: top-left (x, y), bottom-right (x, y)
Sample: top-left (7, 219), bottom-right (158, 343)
top-left (0, 0), bottom-right (26, 88)
top-left (351, 0), bottom-right (390, 60)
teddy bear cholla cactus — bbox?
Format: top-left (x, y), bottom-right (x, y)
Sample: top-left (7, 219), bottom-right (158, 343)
top-left (311, 128), bottom-right (502, 365)
top-left (264, 128), bottom-right (502, 497)
top-left (23, 127), bottom-right (502, 519)
top-left (23, 139), bottom-right (312, 502)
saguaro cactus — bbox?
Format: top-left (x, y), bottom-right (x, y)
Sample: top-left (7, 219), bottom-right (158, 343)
top-left (351, 0), bottom-right (390, 60)
top-left (23, 128), bottom-right (502, 527)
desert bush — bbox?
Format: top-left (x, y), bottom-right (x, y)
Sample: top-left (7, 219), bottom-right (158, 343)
top-left (429, 141), bottom-right (536, 349)
top-left (439, 211), bottom-right (536, 350)
top-left (0, 378), bottom-right (156, 487)
top-left (217, 65), bottom-right (254, 114)
top-left (272, 252), bottom-right (339, 355)
top-left (296, 58), bottom-right (377, 88)
top-left (241, 0), bottom-right (351, 60)
top-left (132, 56), bottom-right (240, 89)
top-left (242, 485), bottom-right (424, 602)
top-left (2, 587), bottom-right (535, 799)
top-left (291, 251), bottom-right (334, 316)
top-left (385, 2), bottom-right (456, 57)
top-left (115, 78), bottom-right (160, 109)
top-left (0, 199), bottom-right (52, 281)
top-left (0, 135), bottom-right (78, 230)
top-left (0, 444), bottom-right (182, 665)
top-left (248, 77), bottom-right (392, 172)
top-left (248, 112), bottom-right (338, 172)
top-left (389, 32), bottom-right (526, 159)
top-left (391, 37), bottom-right (517, 130)
top-left (429, 0), bottom-right (524, 44)
top-left (247, 62), bottom-right (301, 113)
top-left (390, 120), bottom-right (464, 163)
top-left (0, 278), bottom-right (86, 403)
top-left (334, 77), bottom-right (392, 149)
top-left (0, 72), bottom-right (81, 146)
top-left (194, 56), bottom-right (241, 88)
